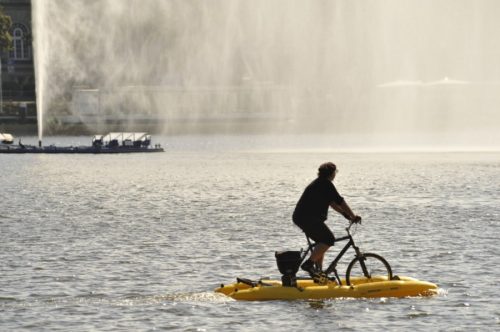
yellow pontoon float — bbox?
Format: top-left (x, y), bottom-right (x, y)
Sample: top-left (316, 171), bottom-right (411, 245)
top-left (216, 276), bottom-right (438, 301)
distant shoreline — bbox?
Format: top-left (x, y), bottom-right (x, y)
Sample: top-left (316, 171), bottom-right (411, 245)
top-left (0, 118), bottom-right (297, 136)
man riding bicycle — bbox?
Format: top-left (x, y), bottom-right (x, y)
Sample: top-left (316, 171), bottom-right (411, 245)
top-left (293, 162), bottom-right (361, 278)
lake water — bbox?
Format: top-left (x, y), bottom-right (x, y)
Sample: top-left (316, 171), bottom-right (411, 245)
top-left (1, 135), bottom-right (499, 331)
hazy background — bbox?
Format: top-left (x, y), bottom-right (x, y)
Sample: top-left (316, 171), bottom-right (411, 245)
top-left (32, 0), bottom-right (500, 148)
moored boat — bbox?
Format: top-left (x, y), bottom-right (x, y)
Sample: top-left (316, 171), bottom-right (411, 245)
top-left (0, 133), bottom-right (14, 145)
top-left (0, 132), bottom-right (164, 154)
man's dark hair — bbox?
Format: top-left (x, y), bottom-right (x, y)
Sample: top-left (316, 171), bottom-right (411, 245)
top-left (318, 162), bottom-right (337, 178)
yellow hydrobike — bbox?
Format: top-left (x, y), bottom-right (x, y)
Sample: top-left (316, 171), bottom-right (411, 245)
top-left (215, 221), bottom-right (438, 301)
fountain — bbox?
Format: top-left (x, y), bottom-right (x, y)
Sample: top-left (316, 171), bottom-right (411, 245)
top-left (31, 0), bottom-right (46, 147)
top-left (29, 0), bottom-right (500, 149)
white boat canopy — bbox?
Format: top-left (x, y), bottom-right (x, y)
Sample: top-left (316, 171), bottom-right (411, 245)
top-left (104, 132), bottom-right (148, 142)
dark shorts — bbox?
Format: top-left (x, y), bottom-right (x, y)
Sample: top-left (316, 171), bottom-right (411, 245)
top-left (296, 221), bottom-right (335, 246)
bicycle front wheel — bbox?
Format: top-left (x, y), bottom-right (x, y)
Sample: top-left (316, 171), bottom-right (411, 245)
top-left (346, 253), bottom-right (393, 286)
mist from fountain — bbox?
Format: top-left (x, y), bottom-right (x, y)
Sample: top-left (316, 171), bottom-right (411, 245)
top-left (31, 0), bottom-right (500, 149)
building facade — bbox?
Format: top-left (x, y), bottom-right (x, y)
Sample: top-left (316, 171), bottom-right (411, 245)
top-left (0, 0), bottom-right (35, 119)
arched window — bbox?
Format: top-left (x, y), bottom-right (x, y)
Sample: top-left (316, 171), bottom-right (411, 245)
top-left (10, 23), bottom-right (31, 60)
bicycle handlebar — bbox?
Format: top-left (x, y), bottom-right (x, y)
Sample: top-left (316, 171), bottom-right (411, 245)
top-left (346, 219), bottom-right (362, 232)
top-left (342, 212), bottom-right (361, 223)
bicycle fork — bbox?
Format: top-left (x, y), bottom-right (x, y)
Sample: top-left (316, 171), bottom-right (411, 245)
top-left (353, 244), bottom-right (371, 278)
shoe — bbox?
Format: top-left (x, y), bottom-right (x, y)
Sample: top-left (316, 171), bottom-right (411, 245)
top-left (301, 260), bottom-right (316, 276)
top-left (302, 260), bottom-right (329, 284)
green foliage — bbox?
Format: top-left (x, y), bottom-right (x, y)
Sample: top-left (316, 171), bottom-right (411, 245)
top-left (0, 6), bottom-right (12, 52)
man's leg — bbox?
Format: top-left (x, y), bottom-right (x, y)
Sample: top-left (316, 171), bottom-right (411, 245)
top-left (310, 243), bottom-right (329, 270)
top-left (301, 242), bottom-right (329, 275)
top-left (300, 222), bottom-right (334, 275)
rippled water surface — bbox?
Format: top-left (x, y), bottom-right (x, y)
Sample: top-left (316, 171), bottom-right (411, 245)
top-left (1, 135), bottom-right (499, 331)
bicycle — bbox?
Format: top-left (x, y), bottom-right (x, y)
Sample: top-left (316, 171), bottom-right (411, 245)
top-left (298, 221), bottom-right (393, 286)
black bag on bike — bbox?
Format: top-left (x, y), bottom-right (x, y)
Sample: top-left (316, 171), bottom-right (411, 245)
top-left (275, 251), bottom-right (302, 287)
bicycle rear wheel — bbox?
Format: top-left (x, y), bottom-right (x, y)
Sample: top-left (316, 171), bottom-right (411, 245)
top-left (345, 253), bottom-right (393, 286)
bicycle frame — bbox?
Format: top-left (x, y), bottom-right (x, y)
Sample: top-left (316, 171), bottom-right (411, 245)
top-left (302, 223), bottom-right (366, 285)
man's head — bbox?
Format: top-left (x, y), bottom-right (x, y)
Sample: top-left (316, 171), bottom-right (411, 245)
top-left (318, 162), bottom-right (337, 180)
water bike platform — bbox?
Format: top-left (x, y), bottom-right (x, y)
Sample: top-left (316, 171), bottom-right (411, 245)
top-left (215, 275), bottom-right (438, 301)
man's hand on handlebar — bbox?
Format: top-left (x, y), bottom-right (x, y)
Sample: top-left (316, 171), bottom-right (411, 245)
top-left (341, 212), bottom-right (362, 224)
top-left (351, 215), bottom-right (362, 224)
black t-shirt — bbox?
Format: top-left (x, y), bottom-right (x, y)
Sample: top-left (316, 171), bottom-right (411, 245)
top-left (293, 177), bottom-right (344, 226)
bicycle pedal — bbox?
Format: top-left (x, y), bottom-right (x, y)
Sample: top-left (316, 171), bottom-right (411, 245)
top-left (312, 272), bottom-right (328, 285)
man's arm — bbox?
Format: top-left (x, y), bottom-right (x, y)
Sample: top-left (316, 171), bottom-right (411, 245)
top-left (331, 201), bottom-right (359, 221)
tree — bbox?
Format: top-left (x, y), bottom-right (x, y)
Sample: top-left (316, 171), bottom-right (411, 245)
top-left (0, 6), bottom-right (12, 52)
top-left (0, 6), bottom-right (10, 115)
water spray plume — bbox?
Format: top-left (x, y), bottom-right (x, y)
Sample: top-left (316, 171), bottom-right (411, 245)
top-left (31, 0), bottom-right (500, 149)
top-left (32, 0), bottom-right (46, 147)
